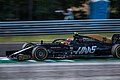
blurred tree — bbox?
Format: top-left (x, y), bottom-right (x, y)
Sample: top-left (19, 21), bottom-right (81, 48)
top-left (28, 0), bottom-right (33, 20)
top-left (110, 0), bottom-right (120, 18)
top-left (33, 0), bottom-right (63, 20)
top-left (0, 0), bottom-right (27, 20)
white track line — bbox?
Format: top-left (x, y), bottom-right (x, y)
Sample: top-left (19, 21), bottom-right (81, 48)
top-left (0, 57), bottom-right (10, 60)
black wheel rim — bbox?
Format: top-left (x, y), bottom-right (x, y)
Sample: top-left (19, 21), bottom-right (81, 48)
top-left (35, 49), bottom-right (46, 59)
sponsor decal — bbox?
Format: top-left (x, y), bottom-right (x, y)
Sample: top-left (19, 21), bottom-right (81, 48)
top-left (75, 46), bottom-right (97, 54)
top-left (18, 55), bottom-right (31, 60)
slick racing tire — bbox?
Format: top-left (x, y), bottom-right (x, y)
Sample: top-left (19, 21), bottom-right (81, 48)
top-left (32, 46), bottom-right (48, 61)
top-left (111, 44), bottom-right (120, 59)
top-left (112, 34), bottom-right (120, 44)
top-left (22, 43), bottom-right (36, 49)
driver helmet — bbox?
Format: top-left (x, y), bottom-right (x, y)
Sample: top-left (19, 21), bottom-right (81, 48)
top-left (66, 38), bottom-right (71, 41)
top-left (65, 38), bottom-right (71, 45)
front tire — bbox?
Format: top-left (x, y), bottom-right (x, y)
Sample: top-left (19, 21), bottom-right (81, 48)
top-left (111, 44), bottom-right (120, 59)
top-left (32, 46), bottom-right (48, 61)
top-left (22, 43), bottom-right (36, 49)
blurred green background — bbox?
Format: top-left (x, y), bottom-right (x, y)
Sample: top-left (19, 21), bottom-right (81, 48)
top-left (0, 0), bottom-right (120, 21)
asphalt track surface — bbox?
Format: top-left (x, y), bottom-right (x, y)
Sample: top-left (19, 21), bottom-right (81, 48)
top-left (0, 42), bottom-right (24, 56)
top-left (0, 61), bottom-right (120, 80)
top-left (0, 43), bottom-right (120, 80)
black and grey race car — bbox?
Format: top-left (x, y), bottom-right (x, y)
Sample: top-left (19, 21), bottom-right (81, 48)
top-left (6, 34), bottom-right (120, 61)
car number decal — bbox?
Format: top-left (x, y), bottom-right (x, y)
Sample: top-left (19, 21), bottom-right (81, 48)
top-left (75, 46), bottom-right (97, 54)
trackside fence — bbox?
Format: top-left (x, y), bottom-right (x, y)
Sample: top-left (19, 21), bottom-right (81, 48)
top-left (0, 19), bottom-right (120, 36)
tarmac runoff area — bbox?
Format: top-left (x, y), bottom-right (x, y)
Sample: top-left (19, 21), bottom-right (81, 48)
top-left (0, 43), bottom-right (120, 80)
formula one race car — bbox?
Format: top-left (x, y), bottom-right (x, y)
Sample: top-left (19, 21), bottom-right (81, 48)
top-left (6, 33), bottom-right (120, 61)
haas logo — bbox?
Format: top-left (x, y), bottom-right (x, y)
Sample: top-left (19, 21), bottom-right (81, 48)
top-left (75, 46), bottom-right (97, 54)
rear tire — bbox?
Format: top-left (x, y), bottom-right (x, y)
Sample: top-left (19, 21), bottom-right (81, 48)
top-left (111, 44), bottom-right (120, 59)
top-left (22, 43), bottom-right (36, 49)
top-left (112, 34), bottom-right (120, 44)
top-left (32, 46), bottom-right (48, 61)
